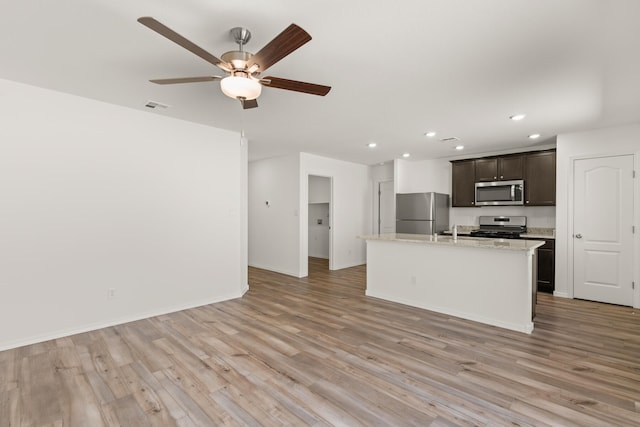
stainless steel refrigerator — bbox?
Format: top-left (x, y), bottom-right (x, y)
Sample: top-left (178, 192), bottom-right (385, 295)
top-left (396, 192), bottom-right (450, 235)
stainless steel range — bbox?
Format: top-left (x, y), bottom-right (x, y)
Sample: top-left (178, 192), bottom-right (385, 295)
top-left (469, 216), bottom-right (527, 239)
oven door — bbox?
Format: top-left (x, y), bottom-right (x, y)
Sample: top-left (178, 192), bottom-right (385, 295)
top-left (475, 180), bottom-right (524, 206)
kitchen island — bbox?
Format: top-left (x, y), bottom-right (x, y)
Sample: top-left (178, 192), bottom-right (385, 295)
top-left (361, 233), bottom-right (544, 333)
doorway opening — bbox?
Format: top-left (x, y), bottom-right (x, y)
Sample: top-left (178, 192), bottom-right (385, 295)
top-left (308, 175), bottom-right (332, 271)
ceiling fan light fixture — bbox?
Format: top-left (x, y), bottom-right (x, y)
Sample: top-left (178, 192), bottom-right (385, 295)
top-left (220, 75), bottom-right (262, 100)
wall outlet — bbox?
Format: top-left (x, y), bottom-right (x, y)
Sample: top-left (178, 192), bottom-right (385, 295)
top-left (107, 288), bottom-right (116, 300)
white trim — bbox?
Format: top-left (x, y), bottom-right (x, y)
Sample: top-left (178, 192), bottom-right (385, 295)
top-left (635, 150), bottom-right (640, 308)
top-left (553, 291), bottom-right (570, 298)
top-left (248, 262), bottom-right (304, 278)
top-left (0, 292), bottom-right (245, 352)
top-left (331, 261), bottom-right (366, 270)
top-left (240, 283), bottom-right (250, 295)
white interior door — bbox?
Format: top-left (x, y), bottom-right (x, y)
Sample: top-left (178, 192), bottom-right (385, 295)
top-left (573, 155), bottom-right (634, 306)
top-left (379, 180), bottom-right (395, 234)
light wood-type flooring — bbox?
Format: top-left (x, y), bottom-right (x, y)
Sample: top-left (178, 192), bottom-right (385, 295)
top-left (1, 257), bottom-right (639, 426)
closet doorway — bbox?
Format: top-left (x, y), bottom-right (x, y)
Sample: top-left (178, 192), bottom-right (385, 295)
top-left (308, 175), bottom-right (332, 270)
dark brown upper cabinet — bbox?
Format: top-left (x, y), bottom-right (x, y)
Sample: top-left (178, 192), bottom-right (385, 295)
top-left (499, 155), bottom-right (524, 180)
top-left (451, 149), bottom-right (555, 208)
top-left (524, 150), bottom-right (556, 206)
top-left (451, 159), bottom-right (476, 207)
top-left (475, 155), bottom-right (523, 182)
top-left (474, 158), bottom-right (498, 182)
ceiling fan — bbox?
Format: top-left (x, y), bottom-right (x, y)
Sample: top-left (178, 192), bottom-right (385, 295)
top-left (137, 17), bottom-right (331, 109)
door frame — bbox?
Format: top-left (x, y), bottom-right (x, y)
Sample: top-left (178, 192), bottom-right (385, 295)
top-left (566, 151), bottom-right (639, 308)
top-left (303, 174), bottom-right (334, 275)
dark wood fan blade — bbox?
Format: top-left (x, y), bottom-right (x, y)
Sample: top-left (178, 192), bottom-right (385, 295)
top-left (249, 24), bottom-right (311, 72)
top-left (149, 76), bottom-right (223, 85)
top-left (240, 98), bottom-right (259, 109)
top-left (262, 76), bottom-right (331, 96)
top-left (138, 17), bottom-right (228, 70)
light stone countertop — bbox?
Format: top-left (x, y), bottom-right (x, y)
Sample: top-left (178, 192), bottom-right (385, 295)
top-left (443, 226), bottom-right (555, 240)
top-left (520, 227), bottom-right (555, 239)
top-left (360, 233), bottom-right (545, 252)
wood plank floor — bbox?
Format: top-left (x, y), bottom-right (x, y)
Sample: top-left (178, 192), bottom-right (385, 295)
top-left (1, 257), bottom-right (639, 426)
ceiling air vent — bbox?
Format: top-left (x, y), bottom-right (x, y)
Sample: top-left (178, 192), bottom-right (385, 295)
top-left (439, 137), bottom-right (460, 142)
top-left (145, 100), bottom-right (169, 109)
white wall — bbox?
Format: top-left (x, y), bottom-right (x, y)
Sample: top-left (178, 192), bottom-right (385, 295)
top-left (308, 175), bottom-right (331, 203)
top-left (248, 154), bottom-right (301, 276)
top-left (395, 159), bottom-right (451, 194)
top-left (308, 203), bottom-right (330, 258)
top-left (0, 79), bottom-right (247, 351)
top-left (555, 123), bottom-right (640, 306)
top-left (249, 153), bottom-right (370, 277)
top-left (301, 153), bottom-right (371, 275)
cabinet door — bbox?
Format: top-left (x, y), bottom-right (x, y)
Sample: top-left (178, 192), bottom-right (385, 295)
top-left (524, 151), bottom-right (556, 205)
top-left (499, 155), bottom-right (524, 180)
top-left (475, 158), bottom-right (498, 182)
top-left (452, 160), bottom-right (476, 207)
top-left (536, 240), bottom-right (555, 293)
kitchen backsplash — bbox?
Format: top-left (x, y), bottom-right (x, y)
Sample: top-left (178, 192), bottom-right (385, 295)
top-left (450, 206), bottom-right (556, 228)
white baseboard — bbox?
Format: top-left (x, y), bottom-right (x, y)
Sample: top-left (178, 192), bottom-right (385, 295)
top-left (248, 262), bottom-right (304, 278)
top-left (330, 261), bottom-right (366, 271)
top-left (0, 291), bottom-right (244, 352)
top-left (240, 283), bottom-right (250, 295)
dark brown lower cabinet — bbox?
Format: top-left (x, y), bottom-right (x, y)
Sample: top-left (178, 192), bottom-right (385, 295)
top-left (534, 239), bottom-right (555, 293)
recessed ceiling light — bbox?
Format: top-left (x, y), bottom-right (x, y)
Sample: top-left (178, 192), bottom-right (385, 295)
top-left (528, 134), bottom-right (541, 139)
top-left (455, 145), bottom-right (464, 150)
top-left (425, 131), bottom-right (437, 138)
top-left (510, 114), bottom-right (526, 121)
top-left (367, 142), bottom-right (377, 148)
top-left (402, 153), bottom-right (411, 158)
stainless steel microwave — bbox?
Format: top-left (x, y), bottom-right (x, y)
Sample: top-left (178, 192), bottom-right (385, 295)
top-left (475, 180), bottom-right (524, 206)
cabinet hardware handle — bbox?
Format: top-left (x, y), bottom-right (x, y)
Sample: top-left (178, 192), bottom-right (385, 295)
top-left (526, 201), bottom-right (530, 204)
top-left (500, 175), bottom-right (504, 179)
top-left (575, 233), bottom-right (583, 239)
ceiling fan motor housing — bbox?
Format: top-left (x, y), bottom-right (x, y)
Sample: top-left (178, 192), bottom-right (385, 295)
top-left (221, 50), bottom-right (254, 72)
top-left (229, 27), bottom-right (251, 47)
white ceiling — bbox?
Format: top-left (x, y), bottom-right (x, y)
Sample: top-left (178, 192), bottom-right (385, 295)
top-left (2, 0), bottom-right (639, 165)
